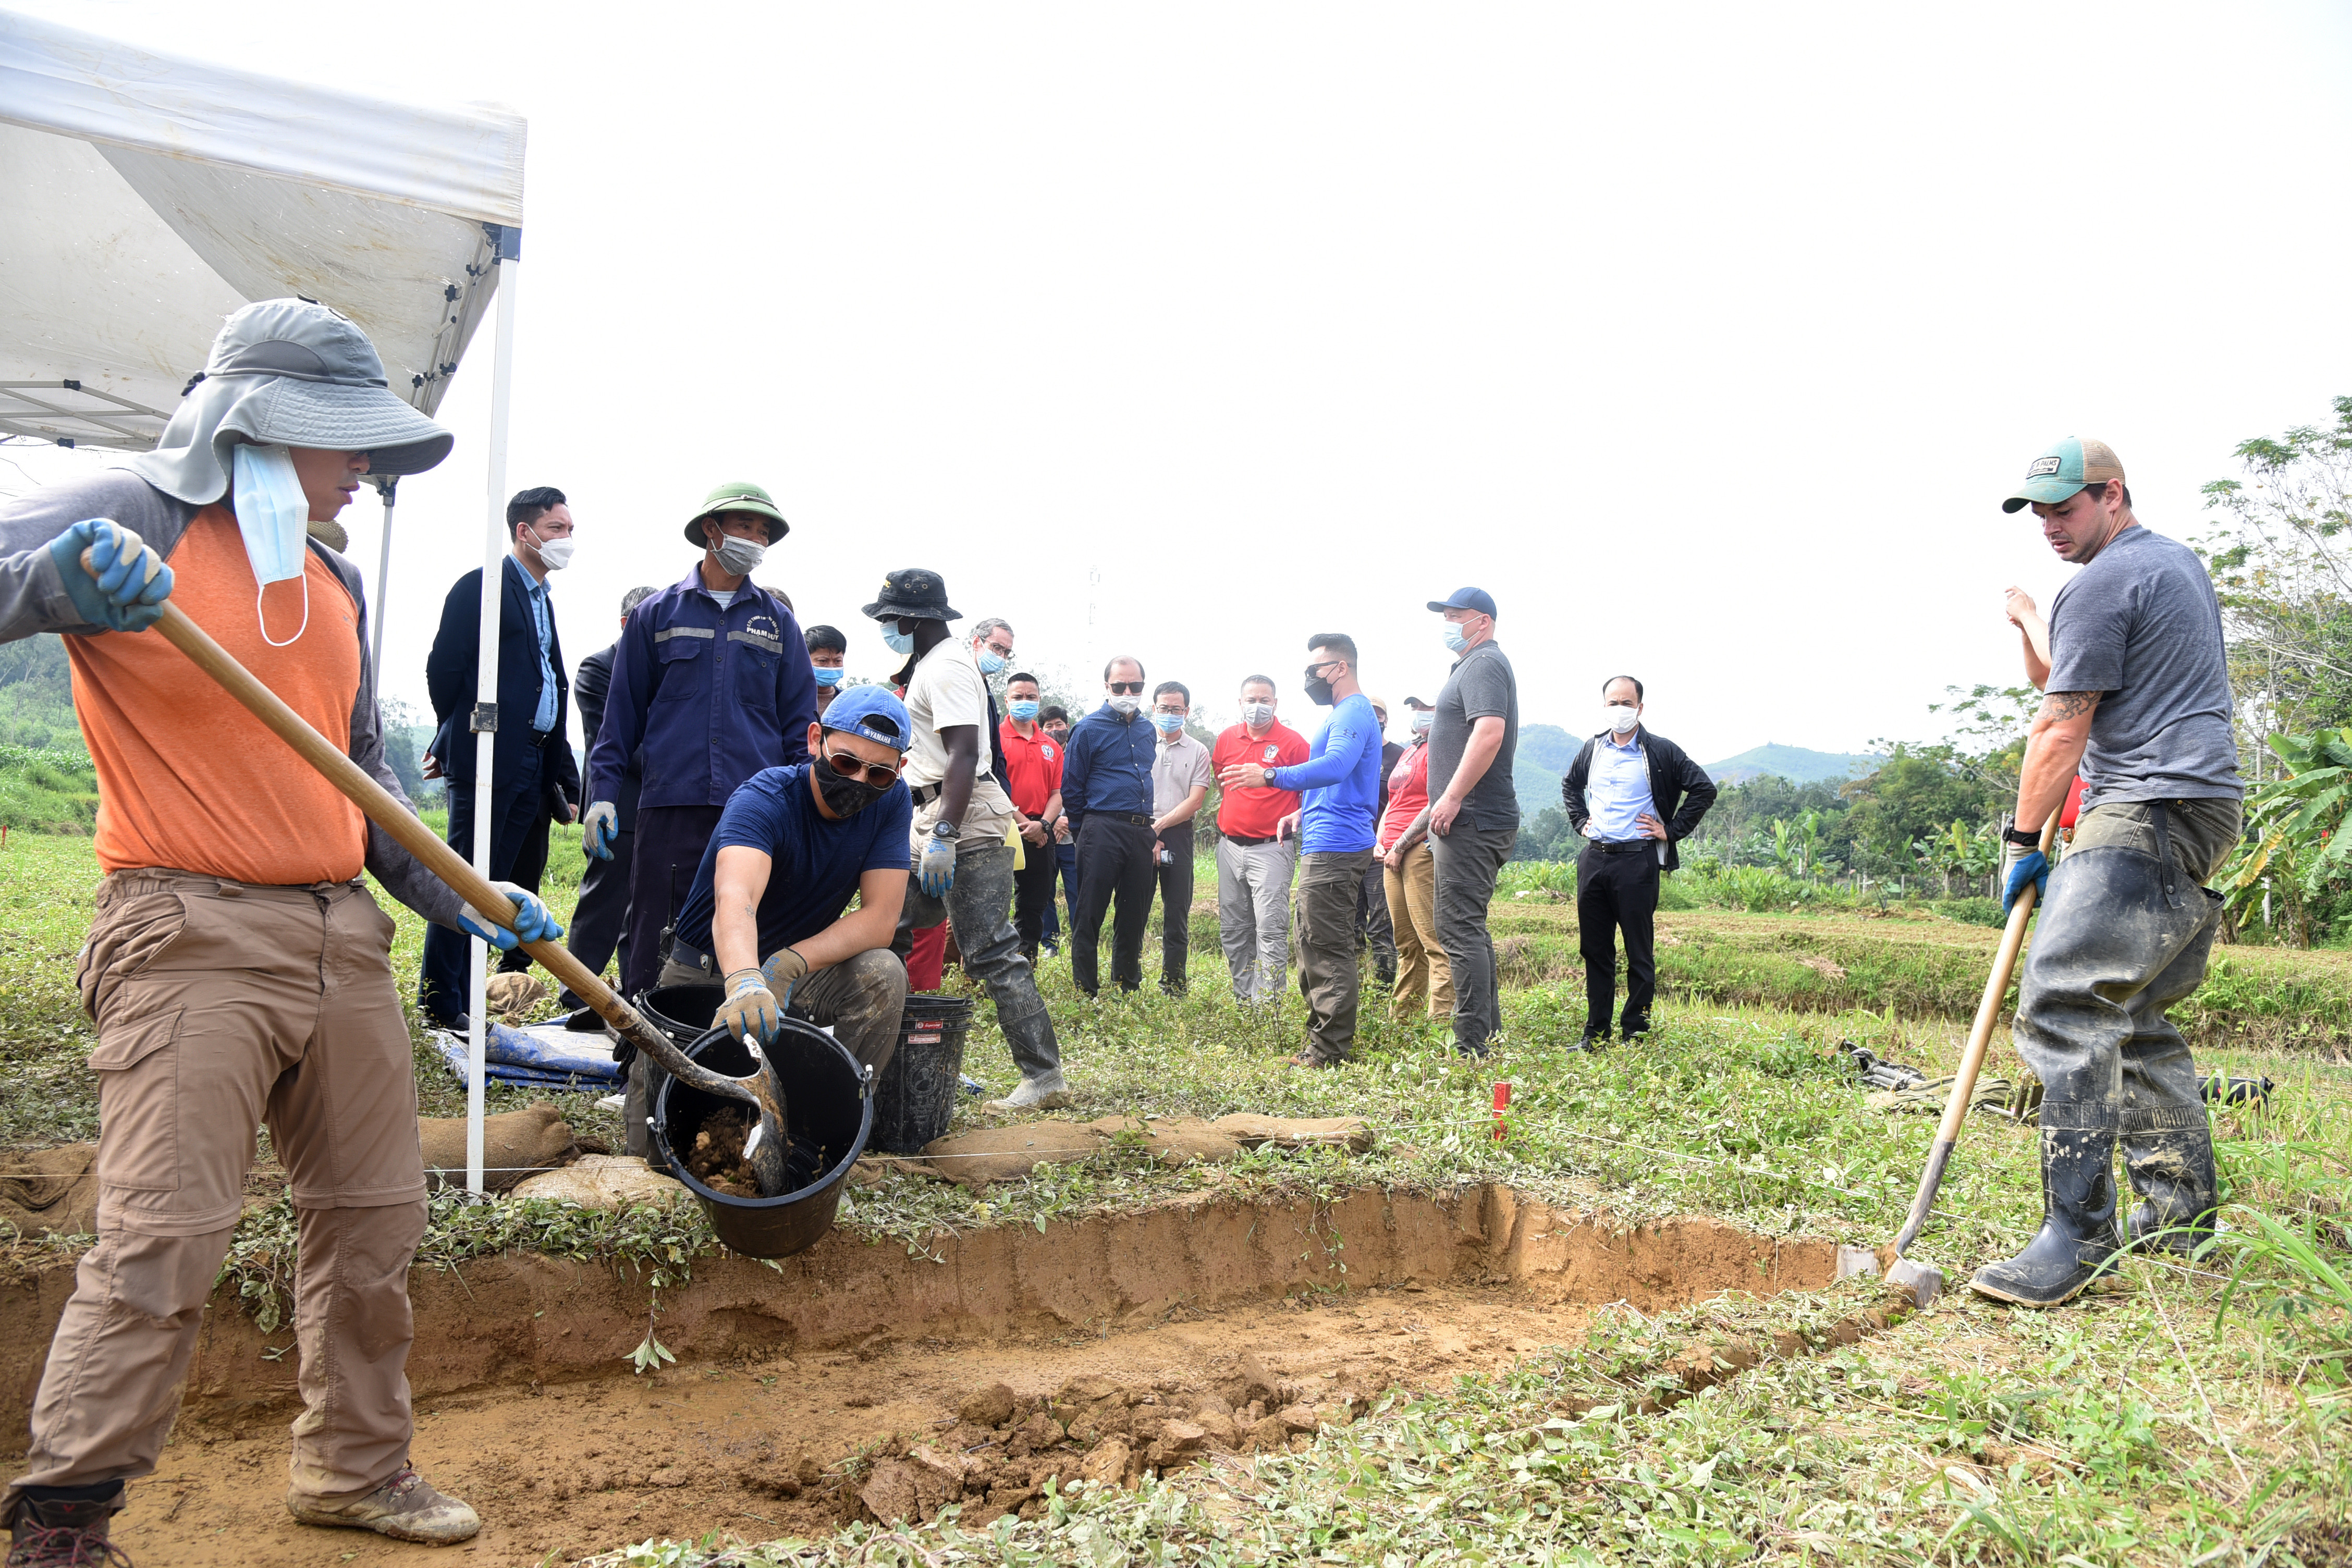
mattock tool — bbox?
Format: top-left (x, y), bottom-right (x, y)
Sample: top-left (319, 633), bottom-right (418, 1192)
top-left (1838, 815), bottom-right (2059, 1306)
top-left (105, 554), bottom-right (796, 1196)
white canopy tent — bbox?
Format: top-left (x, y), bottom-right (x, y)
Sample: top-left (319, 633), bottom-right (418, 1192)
top-left (1, 8), bottom-right (530, 1193)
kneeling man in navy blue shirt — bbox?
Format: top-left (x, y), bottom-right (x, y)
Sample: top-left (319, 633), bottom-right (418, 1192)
top-left (631, 687), bottom-right (915, 1142)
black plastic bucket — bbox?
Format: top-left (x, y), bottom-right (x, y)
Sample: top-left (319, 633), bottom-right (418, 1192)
top-left (652, 1022), bottom-right (873, 1259)
top-left (868, 994), bottom-right (976, 1155)
top-left (636, 984), bottom-right (725, 1048)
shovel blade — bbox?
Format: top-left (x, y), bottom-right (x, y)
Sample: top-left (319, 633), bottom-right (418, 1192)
top-left (1885, 1255), bottom-right (1945, 1308)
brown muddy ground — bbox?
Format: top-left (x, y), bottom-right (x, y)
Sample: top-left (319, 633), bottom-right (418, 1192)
top-left (4, 1184), bottom-right (1836, 1567)
top-left (106, 1280), bottom-right (1584, 1567)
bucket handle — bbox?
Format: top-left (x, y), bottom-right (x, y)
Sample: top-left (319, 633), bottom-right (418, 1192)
top-left (861, 1063), bottom-right (875, 1101)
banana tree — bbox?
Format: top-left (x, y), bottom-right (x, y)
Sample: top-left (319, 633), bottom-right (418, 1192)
top-left (2219, 727), bottom-right (2352, 947)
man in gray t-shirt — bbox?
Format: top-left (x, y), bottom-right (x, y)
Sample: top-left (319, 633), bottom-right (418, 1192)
top-left (1971, 437), bottom-right (2244, 1312)
top-left (1418, 587), bottom-right (1520, 1056)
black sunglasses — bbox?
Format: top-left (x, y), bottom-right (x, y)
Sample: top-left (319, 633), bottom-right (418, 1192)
top-left (823, 749), bottom-right (901, 789)
top-left (1108, 680), bottom-right (1145, 695)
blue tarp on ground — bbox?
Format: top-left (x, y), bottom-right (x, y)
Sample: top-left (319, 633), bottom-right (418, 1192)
top-left (431, 1020), bottom-right (622, 1092)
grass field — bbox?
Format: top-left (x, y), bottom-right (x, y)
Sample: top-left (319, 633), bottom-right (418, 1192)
top-left (7, 831), bottom-right (2352, 1563)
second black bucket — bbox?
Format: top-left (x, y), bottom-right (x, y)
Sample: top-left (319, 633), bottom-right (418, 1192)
top-left (653, 1022), bottom-right (873, 1259)
top-left (868, 994), bottom-right (975, 1155)
top-left (636, 984), bottom-right (725, 1048)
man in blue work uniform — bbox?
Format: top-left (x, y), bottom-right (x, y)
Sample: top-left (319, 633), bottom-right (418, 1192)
top-left (1060, 655), bottom-right (1161, 997)
top-left (558, 584), bottom-right (656, 1022)
top-left (1218, 634), bottom-right (1383, 1065)
top-left (583, 482), bottom-right (817, 1086)
top-left (419, 485), bottom-right (584, 1030)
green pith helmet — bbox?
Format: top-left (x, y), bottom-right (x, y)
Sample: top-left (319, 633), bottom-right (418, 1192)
top-left (684, 481), bottom-right (789, 546)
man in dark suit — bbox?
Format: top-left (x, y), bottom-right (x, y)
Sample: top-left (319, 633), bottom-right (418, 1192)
top-left (558, 585), bottom-right (655, 1017)
top-left (419, 486), bottom-right (584, 1028)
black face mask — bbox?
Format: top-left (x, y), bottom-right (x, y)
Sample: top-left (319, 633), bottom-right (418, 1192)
top-left (1304, 665), bottom-right (1336, 707)
top-left (812, 754), bottom-right (892, 817)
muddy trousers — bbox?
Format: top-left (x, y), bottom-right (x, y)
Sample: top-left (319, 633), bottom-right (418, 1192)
top-left (8, 871), bottom-right (430, 1521)
top-left (2013, 799), bottom-right (2240, 1233)
top-left (892, 842), bottom-right (1061, 1080)
top-left (1294, 850), bottom-right (1375, 1064)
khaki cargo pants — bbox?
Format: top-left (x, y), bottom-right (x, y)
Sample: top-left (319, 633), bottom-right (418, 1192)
top-left (6, 871), bottom-right (429, 1517)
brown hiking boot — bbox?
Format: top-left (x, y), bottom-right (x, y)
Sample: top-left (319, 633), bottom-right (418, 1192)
top-left (7, 1491), bottom-right (131, 1567)
top-left (286, 1467), bottom-right (480, 1545)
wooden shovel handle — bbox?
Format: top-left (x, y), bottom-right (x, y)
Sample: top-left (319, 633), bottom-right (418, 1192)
top-left (108, 562), bottom-right (752, 1104)
top-left (1890, 813), bottom-right (2059, 1256)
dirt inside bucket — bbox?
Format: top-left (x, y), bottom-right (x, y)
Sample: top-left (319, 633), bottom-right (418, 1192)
top-left (686, 1106), bottom-right (760, 1197)
top-left (3, 1184), bottom-right (1844, 1568)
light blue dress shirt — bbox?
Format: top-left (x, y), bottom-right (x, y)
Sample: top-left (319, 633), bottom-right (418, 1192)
top-left (509, 555), bottom-right (558, 733)
top-left (1586, 731), bottom-right (1656, 842)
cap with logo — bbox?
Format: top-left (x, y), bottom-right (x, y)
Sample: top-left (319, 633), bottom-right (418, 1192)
top-left (1426, 586), bottom-right (1498, 618)
top-left (819, 684), bottom-right (911, 752)
top-left (685, 481), bottom-right (789, 545)
top-left (2002, 438), bottom-right (2125, 514)
top-left (861, 567), bottom-right (960, 623)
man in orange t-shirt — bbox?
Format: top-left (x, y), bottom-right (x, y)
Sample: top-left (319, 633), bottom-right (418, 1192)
top-left (0, 301), bottom-right (555, 1558)
top-left (1208, 673), bottom-right (1310, 1002)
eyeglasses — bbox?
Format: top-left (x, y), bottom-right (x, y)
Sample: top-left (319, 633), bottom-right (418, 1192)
top-left (1108, 680), bottom-right (1145, 695)
top-left (1304, 660), bottom-right (1345, 679)
top-left (983, 641), bottom-right (1015, 659)
top-left (823, 750), bottom-right (901, 789)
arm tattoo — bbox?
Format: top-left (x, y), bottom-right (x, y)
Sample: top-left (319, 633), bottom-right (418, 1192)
top-left (2043, 690), bottom-right (2100, 722)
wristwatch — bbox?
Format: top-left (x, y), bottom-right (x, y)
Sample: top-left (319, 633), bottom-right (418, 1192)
top-left (2003, 823), bottom-right (2043, 849)
top-left (929, 820), bottom-right (961, 841)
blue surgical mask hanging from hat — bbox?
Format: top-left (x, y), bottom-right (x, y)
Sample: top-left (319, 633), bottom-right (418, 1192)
top-left (231, 444), bottom-right (310, 646)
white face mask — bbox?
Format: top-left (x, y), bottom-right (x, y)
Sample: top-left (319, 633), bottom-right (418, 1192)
top-left (1109, 695), bottom-right (1140, 716)
top-left (230, 443), bottom-right (310, 646)
top-left (531, 531), bottom-right (575, 571)
top-left (1604, 705), bottom-right (1640, 736)
top-left (1410, 712), bottom-right (1432, 736)
top-left (1241, 701), bottom-right (1274, 729)
top-left (713, 534), bottom-right (765, 576)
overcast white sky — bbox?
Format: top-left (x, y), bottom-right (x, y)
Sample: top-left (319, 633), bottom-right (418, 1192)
top-left (13, 1), bottom-right (2352, 764)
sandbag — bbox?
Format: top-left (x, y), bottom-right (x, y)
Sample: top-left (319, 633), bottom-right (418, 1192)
top-left (485, 972), bottom-right (547, 1023)
top-left (0, 1145), bottom-right (99, 1238)
top-left (418, 1102), bottom-right (580, 1193)
top-left (510, 1154), bottom-right (688, 1211)
top-left (918, 1124), bottom-right (1106, 1187)
top-left (1208, 1114), bottom-right (1374, 1152)
top-left (1080, 1116), bottom-right (1247, 1166)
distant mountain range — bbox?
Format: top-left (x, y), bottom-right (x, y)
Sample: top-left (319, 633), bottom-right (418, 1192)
top-left (1506, 727), bottom-right (1880, 815)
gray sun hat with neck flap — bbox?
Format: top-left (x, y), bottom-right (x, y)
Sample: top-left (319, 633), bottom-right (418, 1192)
top-left (118, 299), bottom-right (454, 506)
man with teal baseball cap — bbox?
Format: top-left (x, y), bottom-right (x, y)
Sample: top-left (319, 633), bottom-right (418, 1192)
top-left (1972, 437), bottom-right (2242, 1309)
top-left (2000, 436), bottom-right (2129, 515)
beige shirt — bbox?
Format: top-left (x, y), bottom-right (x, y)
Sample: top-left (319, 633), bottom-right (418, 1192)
top-left (902, 638), bottom-right (1015, 853)
top-left (1152, 730), bottom-right (1214, 818)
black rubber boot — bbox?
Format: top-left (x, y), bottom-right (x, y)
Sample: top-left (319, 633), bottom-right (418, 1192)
top-left (1970, 1124), bottom-right (2122, 1308)
top-left (2123, 1121), bottom-right (2220, 1254)
top-left (7, 1485), bottom-right (130, 1567)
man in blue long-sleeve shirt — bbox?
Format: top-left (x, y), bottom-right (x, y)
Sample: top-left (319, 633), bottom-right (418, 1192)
top-left (1060, 655), bottom-right (1160, 996)
top-left (582, 483), bottom-right (817, 1042)
top-left (1219, 634), bottom-right (1382, 1065)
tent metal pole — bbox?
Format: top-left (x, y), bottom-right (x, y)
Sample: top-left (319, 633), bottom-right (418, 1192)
top-left (369, 477), bottom-right (397, 683)
top-left (467, 232), bottom-right (521, 1196)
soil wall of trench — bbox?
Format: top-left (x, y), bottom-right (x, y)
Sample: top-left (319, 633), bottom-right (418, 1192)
top-left (2, 1183), bottom-right (1834, 1441)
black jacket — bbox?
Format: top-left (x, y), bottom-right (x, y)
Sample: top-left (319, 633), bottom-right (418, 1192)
top-left (1560, 726), bottom-right (1718, 872)
top-left (573, 642), bottom-right (641, 829)
top-left (424, 558), bottom-right (581, 803)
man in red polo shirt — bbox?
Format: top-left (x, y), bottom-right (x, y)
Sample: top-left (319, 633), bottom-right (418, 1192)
top-left (999, 670), bottom-right (1066, 967)
top-left (1210, 673), bottom-right (1310, 1003)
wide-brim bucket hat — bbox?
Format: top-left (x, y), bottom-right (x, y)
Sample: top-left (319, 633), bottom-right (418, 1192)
top-left (119, 298), bottom-right (454, 505)
top-left (861, 567), bottom-right (959, 622)
top-left (684, 481), bottom-right (790, 546)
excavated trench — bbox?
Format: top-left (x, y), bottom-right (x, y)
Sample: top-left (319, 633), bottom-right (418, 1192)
top-left (3, 1184), bottom-right (1839, 1568)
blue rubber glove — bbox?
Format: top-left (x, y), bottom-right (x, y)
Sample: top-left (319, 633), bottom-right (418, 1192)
top-left (2001, 850), bottom-right (2050, 916)
top-left (581, 801), bottom-right (618, 861)
top-left (48, 519), bottom-right (174, 632)
top-left (457, 881), bottom-right (565, 950)
top-left (918, 832), bottom-right (958, 898)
